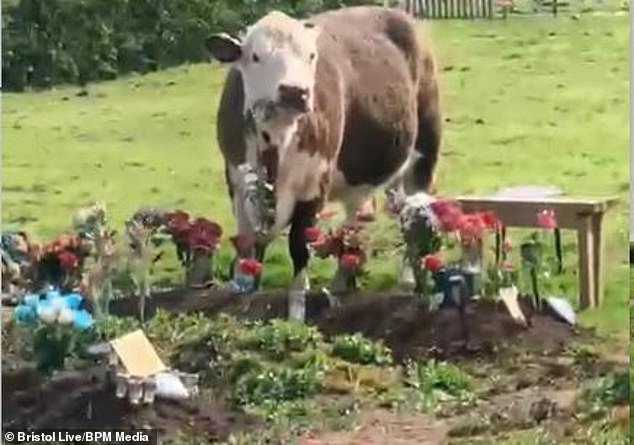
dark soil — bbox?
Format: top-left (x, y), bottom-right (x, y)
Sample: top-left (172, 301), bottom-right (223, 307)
top-left (109, 288), bottom-right (583, 362)
top-left (2, 366), bottom-right (258, 441)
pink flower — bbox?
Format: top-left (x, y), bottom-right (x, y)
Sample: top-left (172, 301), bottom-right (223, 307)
top-left (502, 239), bottom-right (513, 253)
top-left (339, 254), bottom-right (361, 271)
top-left (457, 214), bottom-right (486, 246)
top-left (480, 211), bottom-right (501, 231)
top-left (165, 210), bottom-right (191, 237)
top-left (420, 254), bottom-right (443, 273)
top-left (187, 218), bottom-right (222, 252)
top-left (238, 259), bottom-right (263, 276)
top-left (537, 209), bottom-right (558, 229)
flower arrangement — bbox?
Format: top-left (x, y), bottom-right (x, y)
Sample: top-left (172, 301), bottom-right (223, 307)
top-left (73, 203), bottom-right (118, 319)
top-left (398, 194), bottom-right (502, 305)
top-left (164, 210), bottom-right (223, 288)
top-left (13, 287), bottom-right (94, 374)
top-left (125, 207), bottom-right (170, 322)
top-left (35, 233), bottom-right (91, 294)
top-left (1, 229), bottom-right (38, 294)
top-left (304, 224), bottom-right (367, 293)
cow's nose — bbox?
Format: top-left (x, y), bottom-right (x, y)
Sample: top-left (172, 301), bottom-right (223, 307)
top-left (278, 84), bottom-right (309, 111)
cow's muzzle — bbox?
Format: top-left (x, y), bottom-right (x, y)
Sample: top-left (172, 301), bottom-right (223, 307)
top-left (278, 84), bottom-right (310, 113)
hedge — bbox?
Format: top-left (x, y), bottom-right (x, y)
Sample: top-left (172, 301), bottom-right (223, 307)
top-left (2, 0), bottom-right (382, 92)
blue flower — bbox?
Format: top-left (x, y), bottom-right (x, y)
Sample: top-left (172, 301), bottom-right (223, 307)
top-left (63, 293), bottom-right (83, 310)
top-left (72, 309), bottom-right (94, 331)
top-left (13, 304), bottom-right (37, 324)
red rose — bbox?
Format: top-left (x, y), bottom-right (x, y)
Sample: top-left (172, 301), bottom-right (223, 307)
top-left (421, 254), bottom-right (443, 273)
top-left (339, 254), bottom-right (361, 271)
top-left (480, 211), bottom-right (500, 231)
top-left (304, 227), bottom-right (323, 243)
top-left (502, 239), bottom-right (513, 253)
top-left (58, 251), bottom-right (79, 270)
top-left (430, 200), bottom-right (463, 232)
top-left (238, 258), bottom-right (263, 276)
top-left (537, 209), bottom-right (558, 229)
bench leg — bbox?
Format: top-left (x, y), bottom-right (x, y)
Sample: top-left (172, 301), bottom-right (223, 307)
top-left (577, 216), bottom-right (596, 310)
top-left (591, 213), bottom-right (604, 308)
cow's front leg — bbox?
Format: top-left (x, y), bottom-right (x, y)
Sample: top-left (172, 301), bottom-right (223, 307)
top-left (287, 199), bottom-right (319, 322)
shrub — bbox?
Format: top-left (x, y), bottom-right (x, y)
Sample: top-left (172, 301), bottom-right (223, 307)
top-left (405, 359), bottom-right (473, 400)
top-left (248, 319), bottom-right (323, 360)
top-left (331, 333), bottom-right (393, 366)
top-left (2, 0), bottom-right (382, 91)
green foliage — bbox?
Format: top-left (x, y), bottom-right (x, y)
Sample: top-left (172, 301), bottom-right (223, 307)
top-left (247, 319), bottom-right (323, 360)
top-left (331, 333), bottom-right (393, 366)
top-left (404, 359), bottom-right (474, 403)
top-left (2, 0), bottom-right (381, 91)
top-left (92, 314), bottom-right (140, 341)
top-left (583, 371), bottom-right (629, 415)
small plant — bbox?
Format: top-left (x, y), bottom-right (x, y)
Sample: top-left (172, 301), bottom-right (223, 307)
top-left (331, 333), bottom-right (393, 366)
top-left (164, 210), bottom-right (223, 288)
top-left (404, 359), bottom-right (474, 408)
top-left (92, 314), bottom-right (141, 341)
top-left (250, 319), bottom-right (323, 360)
top-left (12, 288), bottom-right (94, 374)
top-left (305, 224), bottom-right (368, 293)
top-left (584, 371), bottom-right (629, 415)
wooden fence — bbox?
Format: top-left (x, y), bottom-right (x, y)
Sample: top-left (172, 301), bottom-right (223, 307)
top-left (401, 0), bottom-right (496, 19)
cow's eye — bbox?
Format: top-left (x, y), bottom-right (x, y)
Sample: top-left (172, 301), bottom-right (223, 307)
top-left (309, 52), bottom-right (316, 61)
top-left (252, 53), bottom-right (260, 63)
top-left (261, 131), bottom-right (271, 143)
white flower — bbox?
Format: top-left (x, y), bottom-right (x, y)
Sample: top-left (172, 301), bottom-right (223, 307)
top-left (57, 308), bottom-right (75, 325)
top-left (38, 305), bottom-right (59, 324)
top-left (399, 192), bottom-right (440, 232)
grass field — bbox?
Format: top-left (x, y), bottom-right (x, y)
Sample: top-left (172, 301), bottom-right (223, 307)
top-left (2, 14), bottom-right (629, 338)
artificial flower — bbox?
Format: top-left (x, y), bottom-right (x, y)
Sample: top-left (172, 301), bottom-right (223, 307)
top-left (238, 258), bottom-right (263, 277)
top-left (457, 213), bottom-right (486, 246)
top-left (421, 254), bottom-right (443, 273)
top-left (58, 251), bottom-right (79, 270)
top-left (37, 304), bottom-right (59, 324)
top-left (339, 254), bottom-right (361, 271)
top-left (57, 308), bottom-right (75, 325)
top-left (187, 218), bottom-right (222, 252)
top-left (502, 238), bottom-right (513, 253)
top-left (165, 210), bottom-right (191, 236)
top-left (429, 199), bottom-right (463, 232)
top-left (480, 211), bottom-right (500, 230)
top-left (72, 309), bottom-right (94, 331)
top-left (13, 304), bottom-right (37, 323)
top-left (536, 209), bottom-right (558, 229)
top-left (304, 227), bottom-right (323, 243)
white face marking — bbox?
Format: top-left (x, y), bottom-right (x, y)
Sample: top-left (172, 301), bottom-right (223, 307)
top-left (238, 12), bottom-right (320, 113)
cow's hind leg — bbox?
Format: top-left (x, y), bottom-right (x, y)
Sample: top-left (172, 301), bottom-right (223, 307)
top-left (288, 199), bottom-right (320, 321)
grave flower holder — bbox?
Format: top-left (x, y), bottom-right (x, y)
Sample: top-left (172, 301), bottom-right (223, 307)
top-left (185, 249), bottom-right (214, 288)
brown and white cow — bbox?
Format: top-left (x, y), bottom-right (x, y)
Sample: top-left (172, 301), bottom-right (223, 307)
top-left (208, 6), bottom-right (441, 307)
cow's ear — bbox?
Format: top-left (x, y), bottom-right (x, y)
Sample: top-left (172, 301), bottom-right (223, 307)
top-left (207, 33), bottom-right (243, 63)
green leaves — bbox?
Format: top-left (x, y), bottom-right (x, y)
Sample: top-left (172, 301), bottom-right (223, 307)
top-left (331, 333), bottom-right (393, 366)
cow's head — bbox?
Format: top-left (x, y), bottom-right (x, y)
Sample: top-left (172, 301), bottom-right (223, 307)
top-left (207, 11), bottom-right (320, 117)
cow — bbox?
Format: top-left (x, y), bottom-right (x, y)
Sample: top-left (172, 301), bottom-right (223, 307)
top-left (207, 6), bottom-right (442, 313)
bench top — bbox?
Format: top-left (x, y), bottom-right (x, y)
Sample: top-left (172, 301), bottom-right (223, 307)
top-left (456, 195), bottom-right (619, 214)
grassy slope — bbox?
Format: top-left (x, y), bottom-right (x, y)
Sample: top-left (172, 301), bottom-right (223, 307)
top-left (2, 15), bottom-right (629, 335)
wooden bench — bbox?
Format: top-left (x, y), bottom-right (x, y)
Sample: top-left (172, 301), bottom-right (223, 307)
top-left (456, 195), bottom-right (619, 310)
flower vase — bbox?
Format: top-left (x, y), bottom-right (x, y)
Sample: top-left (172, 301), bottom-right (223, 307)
top-left (231, 269), bottom-right (256, 293)
top-left (329, 266), bottom-right (355, 294)
top-left (186, 250), bottom-right (213, 288)
top-left (33, 326), bottom-right (72, 374)
top-left (460, 241), bottom-right (483, 298)
top-left (398, 256), bottom-right (417, 292)
top-left (288, 290), bottom-right (306, 322)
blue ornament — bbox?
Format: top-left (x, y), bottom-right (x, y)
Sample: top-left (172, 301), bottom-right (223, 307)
top-left (13, 304), bottom-right (37, 324)
top-left (72, 309), bottom-right (94, 331)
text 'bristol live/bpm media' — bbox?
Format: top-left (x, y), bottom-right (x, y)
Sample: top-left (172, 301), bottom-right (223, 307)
top-left (4, 430), bottom-right (157, 444)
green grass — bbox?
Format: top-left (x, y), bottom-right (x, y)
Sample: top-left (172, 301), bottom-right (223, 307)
top-left (2, 15), bottom-right (629, 336)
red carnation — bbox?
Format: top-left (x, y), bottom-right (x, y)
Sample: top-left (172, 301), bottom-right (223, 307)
top-left (457, 213), bottom-right (485, 246)
top-left (537, 209), bottom-right (558, 229)
top-left (430, 200), bottom-right (463, 232)
top-left (480, 211), bottom-right (500, 231)
top-left (58, 251), bottom-right (79, 270)
top-left (339, 254), bottom-right (361, 271)
top-left (304, 227), bottom-right (323, 243)
top-left (187, 218), bottom-right (221, 252)
top-left (421, 254), bottom-right (443, 273)
top-left (165, 210), bottom-right (191, 236)
top-left (238, 258), bottom-right (263, 276)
